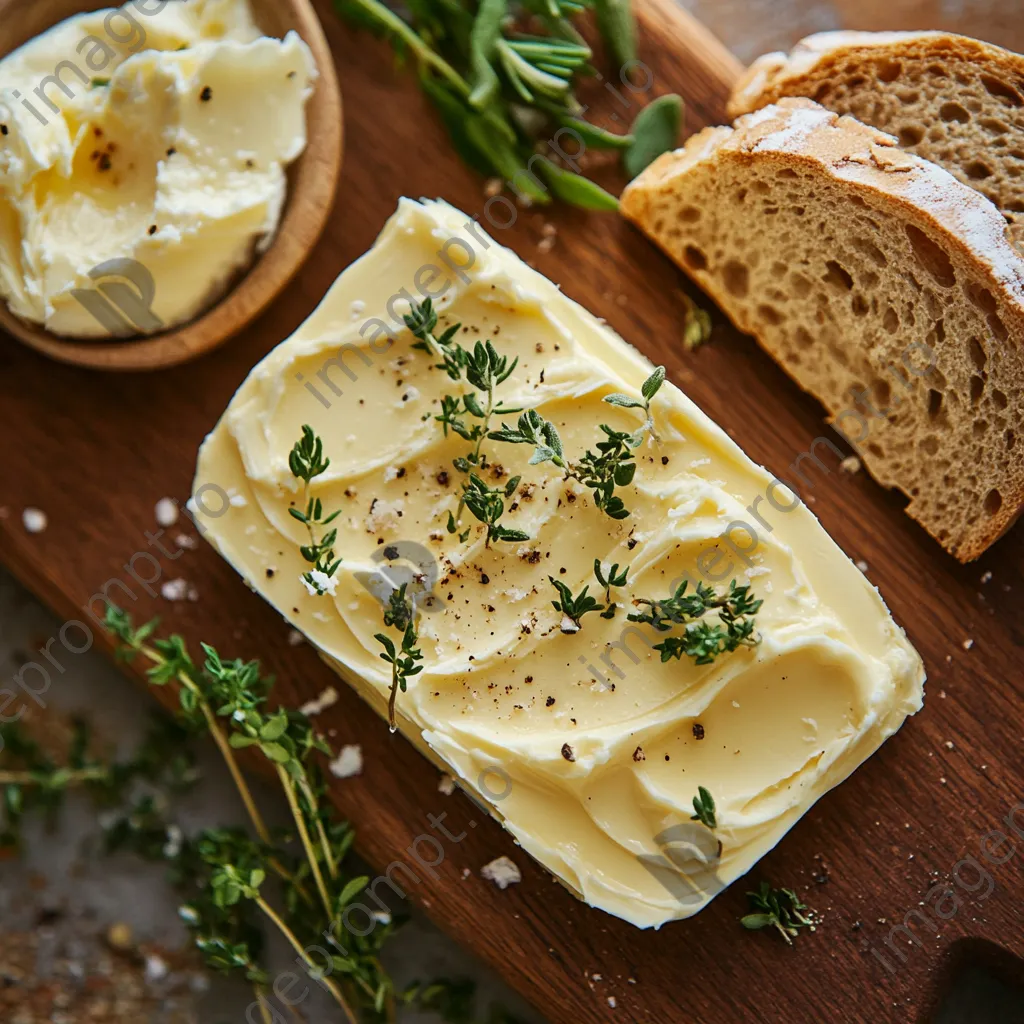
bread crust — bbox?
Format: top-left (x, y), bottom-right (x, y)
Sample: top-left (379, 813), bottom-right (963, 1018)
top-left (728, 30), bottom-right (1024, 120)
top-left (621, 98), bottom-right (1024, 561)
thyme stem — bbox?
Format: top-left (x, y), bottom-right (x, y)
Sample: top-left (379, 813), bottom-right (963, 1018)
top-left (255, 895), bottom-right (358, 1024)
top-left (277, 765), bottom-right (334, 923)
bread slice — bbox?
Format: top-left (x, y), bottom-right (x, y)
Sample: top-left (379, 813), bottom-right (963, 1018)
top-left (728, 31), bottom-right (1024, 249)
top-left (620, 98), bottom-right (1024, 561)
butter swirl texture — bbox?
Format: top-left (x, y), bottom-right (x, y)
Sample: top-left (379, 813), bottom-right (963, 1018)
top-left (193, 199), bottom-right (925, 928)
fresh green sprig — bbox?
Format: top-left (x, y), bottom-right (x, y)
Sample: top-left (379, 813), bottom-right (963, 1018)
top-left (565, 424), bottom-right (639, 519)
top-left (403, 297), bottom-right (461, 359)
top-left (404, 299), bottom-right (527, 544)
top-left (548, 576), bottom-right (604, 632)
top-left (690, 785), bottom-right (717, 829)
top-left (376, 583), bottom-right (425, 733)
top-left (491, 413), bottom-right (638, 519)
top-left (742, 882), bottom-right (814, 945)
top-left (332, 0), bottom-right (681, 211)
top-left (0, 715), bottom-right (197, 853)
top-left (604, 365), bottom-right (666, 440)
top-left (489, 408), bottom-right (566, 468)
top-left (460, 473), bottom-right (530, 547)
top-left (403, 976), bottom-right (530, 1023)
top-left (593, 558), bottom-right (629, 617)
top-left (288, 425), bottom-right (342, 596)
top-left (103, 607), bottom-right (375, 1022)
top-left (629, 579), bottom-right (762, 666)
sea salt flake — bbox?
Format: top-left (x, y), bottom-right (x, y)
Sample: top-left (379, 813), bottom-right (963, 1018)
top-left (480, 855), bottom-right (521, 889)
top-left (161, 578), bottom-right (189, 601)
top-left (300, 686), bottom-right (338, 717)
top-left (438, 774), bottom-right (456, 795)
top-left (155, 497), bottom-right (179, 527)
top-left (329, 744), bottom-right (363, 779)
top-left (301, 570), bottom-right (338, 596)
top-left (144, 955), bottom-right (169, 984)
top-left (22, 507), bottom-right (47, 533)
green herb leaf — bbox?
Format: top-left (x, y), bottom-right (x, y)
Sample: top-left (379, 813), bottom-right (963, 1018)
top-left (624, 94), bottom-right (683, 178)
top-left (603, 394), bottom-right (645, 409)
top-left (591, 0), bottom-right (636, 71)
top-left (641, 365), bottom-right (666, 401)
top-left (468, 0), bottom-right (507, 108)
top-left (742, 882), bottom-right (814, 944)
top-left (259, 742), bottom-right (291, 764)
top-left (690, 785), bottom-right (717, 828)
top-left (536, 157), bottom-right (619, 211)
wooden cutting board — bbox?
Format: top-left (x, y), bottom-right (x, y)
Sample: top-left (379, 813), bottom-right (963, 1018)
top-left (1, 2), bottom-right (1022, 1021)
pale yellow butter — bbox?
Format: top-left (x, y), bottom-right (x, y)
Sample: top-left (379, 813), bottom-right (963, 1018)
top-left (0, 0), bottom-right (315, 336)
top-left (192, 199), bottom-right (925, 929)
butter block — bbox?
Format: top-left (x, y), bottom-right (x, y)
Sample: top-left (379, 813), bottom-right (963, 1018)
top-left (192, 199), bottom-right (925, 929)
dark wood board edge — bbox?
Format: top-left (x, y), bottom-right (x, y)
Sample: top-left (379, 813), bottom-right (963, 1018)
top-left (0, 0), bottom-right (1023, 1022)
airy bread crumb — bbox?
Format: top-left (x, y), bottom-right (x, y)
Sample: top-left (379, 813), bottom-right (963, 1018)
top-left (622, 98), bottom-right (1024, 561)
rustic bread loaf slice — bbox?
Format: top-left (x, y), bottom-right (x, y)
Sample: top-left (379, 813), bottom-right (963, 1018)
top-left (728, 31), bottom-right (1024, 249)
top-left (620, 98), bottom-right (1024, 561)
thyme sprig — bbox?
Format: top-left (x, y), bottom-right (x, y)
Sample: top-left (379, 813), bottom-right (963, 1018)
top-left (628, 579), bottom-right (762, 666)
top-left (603, 364), bottom-right (666, 441)
top-left (489, 408), bottom-right (566, 468)
top-left (102, 607), bottom-right (380, 1022)
top-left (593, 558), bottom-right (629, 617)
top-left (742, 882), bottom-right (814, 945)
top-left (0, 715), bottom-right (197, 853)
top-left (564, 424), bottom-right (639, 519)
top-left (491, 411), bottom-right (640, 519)
top-left (690, 785), bottom-right (716, 829)
top-left (460, 473), bottom-right (529, 546)
top-left (406, 300), bottom-right (528, 545)
top-left (490, 367), bottom-right (665, 520)
top-left (289, 425), bottom-right (342, 596)
top-left (549, 576), bottom-right (604, 632)
top-left (6, 611), bottom-right (524, 1022)
top-left (375, 583), bottom-right (425, 732)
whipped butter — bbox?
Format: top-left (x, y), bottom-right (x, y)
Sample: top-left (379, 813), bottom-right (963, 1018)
top-left (0, 0), bottom-right (316, 337)
top-left (192, 199), bottom-right (925, 929)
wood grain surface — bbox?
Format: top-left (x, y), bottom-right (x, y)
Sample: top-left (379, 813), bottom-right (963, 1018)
top-left (1, 1), bottom-right (1023, 1022)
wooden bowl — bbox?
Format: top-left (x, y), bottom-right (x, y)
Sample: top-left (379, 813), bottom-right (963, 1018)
top-left (0, 0), bottom-right (342, 371)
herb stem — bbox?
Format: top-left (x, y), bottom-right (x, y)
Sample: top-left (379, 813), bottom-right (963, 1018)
top-left (0, 767), bottom-right (109, 786)
top-left (136, 641), bottom-right (273, 846)
top-left (255, 895), bottom-right (358, 1024)
top-left (253, 987), bottom-right (274, 1024)
top-left (388, 658), bottom-right (402, 734)
top-left (296, 776), bottom-right (338, 880)
top-left (455, 385), bottom-right (495, 524)
top-left (198, 697), bottom-right (271, 842)
top-left (345, 0), bottom-right (470, 97)
top-left (277, 765), bottom-right (334, 924)
top-left (127, 639), bottom-right (312, 907)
